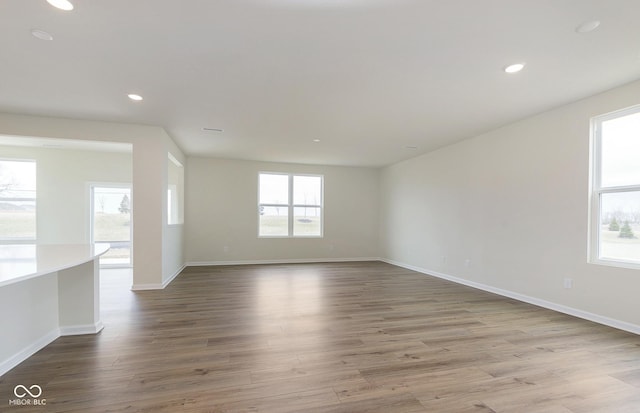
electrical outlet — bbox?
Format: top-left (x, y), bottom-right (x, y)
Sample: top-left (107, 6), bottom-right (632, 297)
top-left (464, 259), bottom-right (471, 267)
top-left (223, 246), bottom-right (229, 254)
top-left (563, 277), bottom-right (573, 289)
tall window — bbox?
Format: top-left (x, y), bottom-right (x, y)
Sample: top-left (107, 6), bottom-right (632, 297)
top-left (258, 173), bottom-right (323, 237)
top-left (591, 105), bottom-right (640, 267)
top-left (91, 185), bottom-right (132, 267)
top-left (0, 159), bottom-right (36, 242)
top-left (167, 153), bottom-right (184, 225)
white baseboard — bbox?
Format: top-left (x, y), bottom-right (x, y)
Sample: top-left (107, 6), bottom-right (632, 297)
top-left (133, 259), bottom-right (380, 290)
top-left (59, 321), bottom-right (104, 336)
top-left (163, 264), bottom-right (186, 288)
top-left (382, 258), bottom-right (640, 336)
top-left (131, 283), bottom-right (164, 291)
top-left (186, 257), bottom-right (381, 267)
top-left (0, 329), bottom-right (60, 377)
top-left (131, 264), bottom-right (187, 291)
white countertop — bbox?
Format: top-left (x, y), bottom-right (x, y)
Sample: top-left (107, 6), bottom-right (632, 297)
top-left (0, 244), bottom-right (110, 287)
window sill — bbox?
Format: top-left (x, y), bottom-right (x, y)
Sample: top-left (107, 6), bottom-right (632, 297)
top-left (589, 257), bottom-right (640, 271)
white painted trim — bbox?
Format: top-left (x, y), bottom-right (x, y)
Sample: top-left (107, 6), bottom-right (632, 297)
top-left (382, 258), bottom-right (640, 336)
top-left (0, 329), bottom-right (59, 377)
top-left (59, 321), bottom-right (104, 336)
top-left (130, 264), bottom-right (186, 291)
top-left (163, 264), bottom-right (186, 287)
top-left (131, 283), bottom-right (165, 291)
top-left (186, 257), bottom-right (381, 267)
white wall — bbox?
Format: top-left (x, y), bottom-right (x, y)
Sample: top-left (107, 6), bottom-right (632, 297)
top-left (380, 79), bottom-right (640, 332)
top-left (0, 274), bottom-right (58, 375)
top-left (185, 157), bottom-right (379, 264)
top-left (162, 144), bottom-right (186, 285)
top-left (0, 113), bottom-right (185, 288)
top-left (0, 145), bottom-right (132, 244)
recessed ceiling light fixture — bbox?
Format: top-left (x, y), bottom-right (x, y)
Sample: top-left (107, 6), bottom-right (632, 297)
top-left (127, 94), bottom-right (143, 101)
top-left (576, 20), bottom-right (600, 33)
top-left (46, 0), bottom-right (74, 11)
top-left (313, 139), bottom-right (321, 142)
top-left (31, 29), bottom-right (53, 41)
top-left (504, 63), bottom-right (525, 74)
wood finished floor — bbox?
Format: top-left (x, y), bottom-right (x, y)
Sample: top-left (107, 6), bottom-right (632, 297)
top-left (1, 261), bottom-right (640, 412)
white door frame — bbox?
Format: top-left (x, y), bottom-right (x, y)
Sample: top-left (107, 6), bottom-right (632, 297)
top-left (89, 183), bottom-right (133, 268)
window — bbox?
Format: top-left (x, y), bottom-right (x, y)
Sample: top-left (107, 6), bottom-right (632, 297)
top-left (258, 173), bottom-right (323, 237)
top-left (0, 159), bottom-right (36, 242)
top-left (91, 185), bottom-right (132, 267)
top-left (590, 105), bottom-right (640, 267)
top-left (167, 153), bottom-right (184, 225)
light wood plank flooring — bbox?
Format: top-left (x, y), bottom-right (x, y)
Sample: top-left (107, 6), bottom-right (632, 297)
top-left (1, 261), bottom-right (640, 412)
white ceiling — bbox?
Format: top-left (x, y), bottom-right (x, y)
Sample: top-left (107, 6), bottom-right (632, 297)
top-left (1, 0), bottom-right (640, 167)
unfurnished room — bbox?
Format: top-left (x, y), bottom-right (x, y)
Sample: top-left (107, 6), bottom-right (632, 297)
top-left (1, 1), bottom-right (640, 412)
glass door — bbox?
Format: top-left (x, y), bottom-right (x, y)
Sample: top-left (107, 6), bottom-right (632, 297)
top-left (90, 185), bottom-right (132, 267)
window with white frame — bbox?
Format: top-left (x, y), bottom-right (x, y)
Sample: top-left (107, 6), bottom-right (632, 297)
top-left (0, 159), bottom-right (36, 242)
top-left (258, 173), bottom-right (323, 237)
top-left (591, 104), bottom-right (640, 267)
top-left (167, 152), bottom-right (184, 225)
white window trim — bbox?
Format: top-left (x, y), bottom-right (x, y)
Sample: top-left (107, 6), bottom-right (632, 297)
top-left (88, 182), bottom-right (133, 268)
top-left (589, 104), bottom-right (640, 270)
top-left (258, 172), bottom-right (324, 238)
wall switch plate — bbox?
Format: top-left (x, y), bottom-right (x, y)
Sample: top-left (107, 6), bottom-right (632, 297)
top-left (563, 277), bottom-right (573, 289)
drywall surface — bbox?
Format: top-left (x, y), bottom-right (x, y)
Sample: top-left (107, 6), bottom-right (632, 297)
top-left (380, 79), bottom-right (640, 330)
top-left (185, 157), bottom-right (379, 264)
top-left (0, 113), bottom-right (185, 288)
top-left (0, 145), bottom-right (132, 244)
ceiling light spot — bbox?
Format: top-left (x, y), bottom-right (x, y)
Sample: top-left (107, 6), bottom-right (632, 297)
top-left (313, 139), bottom-right (321, 142)
top-left (127, 94), bottom-right (143, 101)
top-left (46, 0), bottom-right (74, 11)
top-left (504, 63), bottom-right (525, 74)
top-left (576, 20), bottom-right (600, 33)
top-left (31, 29), bottom-right (53, 41)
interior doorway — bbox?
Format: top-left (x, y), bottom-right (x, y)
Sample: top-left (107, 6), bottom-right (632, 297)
top-left (90, 185), bottom-right (132, 268)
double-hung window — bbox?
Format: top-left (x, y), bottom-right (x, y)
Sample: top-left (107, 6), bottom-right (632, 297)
top-left (0, 159), bottom-right (37, 243)
top-left (258, 173), bottom-right (323, 237)
top-left (590, 104), bottom-right (640, 267)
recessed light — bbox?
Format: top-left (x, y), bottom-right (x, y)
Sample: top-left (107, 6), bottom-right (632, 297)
top-left (576, 20), bottom-right (600, 33)
top-left (31, 29), bottom-right (53, 41)
top-left (313, 139), bottom-right (321, 143)
top-left (46, 0), bottom-right (74, 11)
top-left (504, 63), bottom-right (525, 74)
top-left (127, 94), bottom-right (143, 101)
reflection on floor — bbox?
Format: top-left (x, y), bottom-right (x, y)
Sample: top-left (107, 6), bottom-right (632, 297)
top-left (1, 262), bottom-right (640, 412)
top-left (100, 267), bottom-right (135, 319)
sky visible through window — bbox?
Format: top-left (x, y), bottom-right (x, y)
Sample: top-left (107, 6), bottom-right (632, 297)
top-left (0, 160), bottom-right (35, 198)
top-left (601, 111), bottom-right (640, 188)
top-left (600, 111), bottom-right (640, 214)
top-left (597, 108), bottom-right (640, 264)
top-left (0, 160), bottom-right (36, 240)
